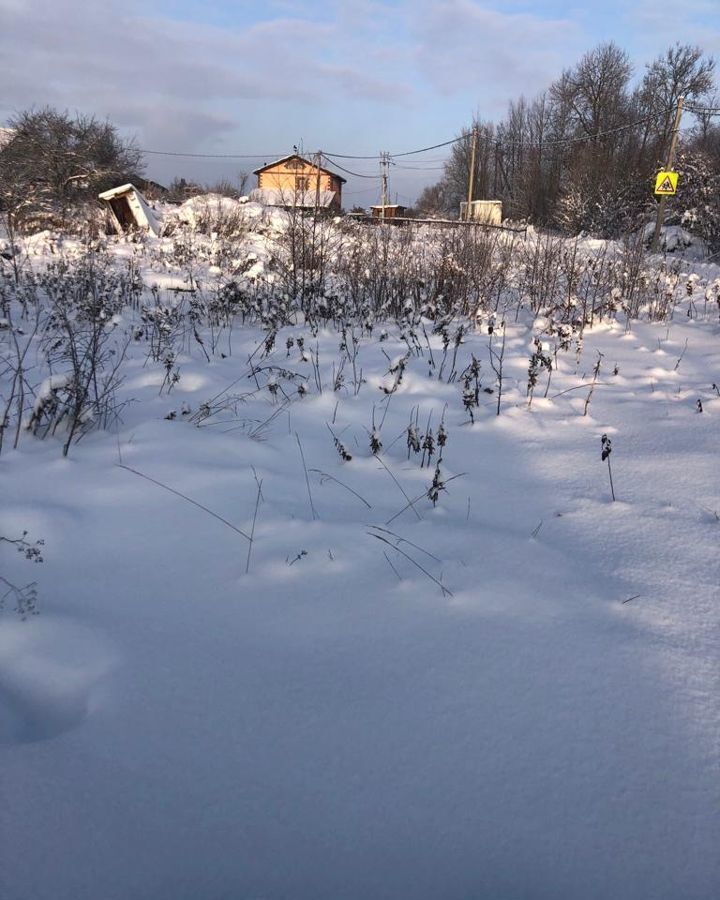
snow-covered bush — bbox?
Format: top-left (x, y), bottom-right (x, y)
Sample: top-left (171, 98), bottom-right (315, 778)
top-left (673, 149), bottom-right (720, 253)
top-left (25, 254), bottom-right (133, 454)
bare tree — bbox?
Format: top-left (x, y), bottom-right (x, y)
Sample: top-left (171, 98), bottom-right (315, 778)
top-left (0, 106), bottom-right (143, 231)
top-left (636, 44), bottom-right (715, 163)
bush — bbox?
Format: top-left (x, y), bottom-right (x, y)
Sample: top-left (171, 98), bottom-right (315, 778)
top-left (0, 106), bottom-right (143, 233)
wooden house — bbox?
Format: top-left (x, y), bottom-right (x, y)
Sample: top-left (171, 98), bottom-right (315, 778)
top-left (252, 154), bottom-right (345, 211)
top-left (370, 204), bottom-right (407, 221)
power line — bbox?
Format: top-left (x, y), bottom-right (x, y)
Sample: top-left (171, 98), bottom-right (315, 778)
top-left (500, 114), bottom-right (659, 149)
top-left (319, 150), bottom-right (383, 160)
top-left (392, 162), bottom-right (448, 171)
top-left (684, 104), bottom-right (720, 116)
top-left (141, 149), bottom-right (280, 159)
top-left (320, 155), bottom-right (382, 179)
top-left (391, 136), bottom-right (467, 157)
top-left (138, 111), bottom-right (664, 169)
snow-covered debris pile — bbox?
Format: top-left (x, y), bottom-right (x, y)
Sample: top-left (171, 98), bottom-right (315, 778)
top-left (164, 194), bottom-right (267, 237)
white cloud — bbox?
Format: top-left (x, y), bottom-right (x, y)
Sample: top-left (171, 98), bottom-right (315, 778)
top-left (412, 0), bottom-right (584, 108)
top-left (0, 0), bottom-right (413, 150)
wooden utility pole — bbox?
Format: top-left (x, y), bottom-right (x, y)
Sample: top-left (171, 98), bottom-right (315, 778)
top-left (466, 125), bottom-right (478, 221)
top-left (651, 96), bottom-right (684, 253)
top-left (380, 151), bottom-right (389, 221)
top-left (313, 150), bottom-right (322, 214)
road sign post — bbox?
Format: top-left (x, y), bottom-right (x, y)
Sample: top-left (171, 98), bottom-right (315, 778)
top-left (650, 96), bottom-right (684, 253)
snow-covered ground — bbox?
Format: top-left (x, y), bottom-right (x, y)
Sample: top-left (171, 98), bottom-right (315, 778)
top-left (1, 216), bottom-right (719, 899)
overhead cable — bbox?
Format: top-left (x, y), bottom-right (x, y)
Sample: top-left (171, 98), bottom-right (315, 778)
top-left (141, 149), bottom-right (281, 159)
top-left (684, 104), bottom-right (720, 116)
top-left (320, 155), bottom-right (382, 179)
top-left (138, 111), bottom-right (666, 168)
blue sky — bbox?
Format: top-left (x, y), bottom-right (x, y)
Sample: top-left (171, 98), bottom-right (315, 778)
top-left (1, 0), bottom-right (719, 204)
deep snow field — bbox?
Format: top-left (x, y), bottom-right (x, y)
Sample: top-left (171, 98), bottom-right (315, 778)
top-left (1, 210), bottom-right (719, 899)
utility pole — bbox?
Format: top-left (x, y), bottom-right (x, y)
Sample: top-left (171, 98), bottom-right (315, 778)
top-left (466, 125), bottom-right (478, 221)
top-left (651, 95), bottom-right (684, 253)
top-left (313, 150), bottom-right (322, 214)
top-left (380, 151), bottom-right (389, 221)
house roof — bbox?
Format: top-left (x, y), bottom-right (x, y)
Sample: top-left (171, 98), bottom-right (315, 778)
top-left (253, 154), bottom-right (346, 184)
top-left (98, 183), bottom-right (138, 200)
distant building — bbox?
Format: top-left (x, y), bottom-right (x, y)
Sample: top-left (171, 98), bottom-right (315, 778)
top-left (370, 204), bottom-right (407, 221)
top-left (459, 200), bottom-right (502, 225)
top-left (251, 154), bottom-right (345, 211)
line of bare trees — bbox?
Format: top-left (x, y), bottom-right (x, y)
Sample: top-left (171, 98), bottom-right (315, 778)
top-left (418, 43), bottom-right (719, 244)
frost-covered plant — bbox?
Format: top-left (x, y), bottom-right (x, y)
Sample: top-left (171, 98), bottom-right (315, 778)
top-left (33, 254), bottom-right (131, 454)
top-left (427, 462), bottom-right (446, 507)
top-left (460, 354), bottom-right (481, 423)
top-left (601, 433), bottom-right (616, 502)
top-left (0, 269), bottom-right (43, 454)
top-left (160, 351), bottom-right (181, 395)
top-left (527, 337), bottom-right (553, 408)
top-left (488, 319), bottom-right (507, 416)
top-left (421, 427), bottom-right (435, 469)
top-left (0, 529), bottom-right (44, 619)
top-left (583, 351), bottom-right (603, 417)
top-left (327, 424), bottom-right (352, 462)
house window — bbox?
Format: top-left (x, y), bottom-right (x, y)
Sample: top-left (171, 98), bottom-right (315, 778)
top-left (296, 176), bottom-right (309, 190)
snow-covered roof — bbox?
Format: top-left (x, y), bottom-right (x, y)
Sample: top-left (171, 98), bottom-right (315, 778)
top-left (98, 183), bottom-right (161, 237)
top-left (98, 183), bottom-right (137, 201)
top-left (253, 154), bottom-right (347, 184)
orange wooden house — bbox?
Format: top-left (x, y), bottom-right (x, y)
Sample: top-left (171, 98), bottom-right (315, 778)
top-left (252, 154), bottom-right (346, 211)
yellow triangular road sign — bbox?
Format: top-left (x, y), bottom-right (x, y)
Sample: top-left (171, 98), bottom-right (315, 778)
top-left (654, 171), bottom-right (678, 196)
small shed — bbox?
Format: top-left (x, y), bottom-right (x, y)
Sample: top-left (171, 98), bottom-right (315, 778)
top-left (370, 204), bottom-right (407, 221)
top-left (98, 183), bottom-right (161, 237)
top-left (459, 200), bottom-right (502, 225)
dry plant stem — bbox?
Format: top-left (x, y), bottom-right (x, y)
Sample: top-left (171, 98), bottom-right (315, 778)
top-left (607, 456), bottom-right (616, 502)
top-left (488, 322), bottom-right (506, 416)
top-left (368, 525), bottom-right (442, 563)
top-left (309, 469), bottom-right (372, 509)
top-left (368, 532), bottom-right (453, 598)
top-left (583, 352), bottom-right (603, 416)
top-left (378, 386), bottom-right (394, 430)
top-left (383, 551), bottom-right (402, 582)
top-left (386, 472), bottom-right (466, 525)
top-left (116, 463), bottom-right (251, 541)
top-left (245, 470), bottom-right (264, 574)
top-left (295, 432), bottom-right (318, 520)
top-left (551, 382), bottom-right (607, 400)
top-left (375, 455), bottom-right (423, 521)
top-left (673, 338), bottom-right (689, 371)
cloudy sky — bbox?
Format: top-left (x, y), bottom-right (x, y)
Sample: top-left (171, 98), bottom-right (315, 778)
top-left (1, 0), bottom-right (719, 204)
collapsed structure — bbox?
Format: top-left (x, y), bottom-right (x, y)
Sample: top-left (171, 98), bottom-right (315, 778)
top-left (98, 183), bottom-right (161, 237)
